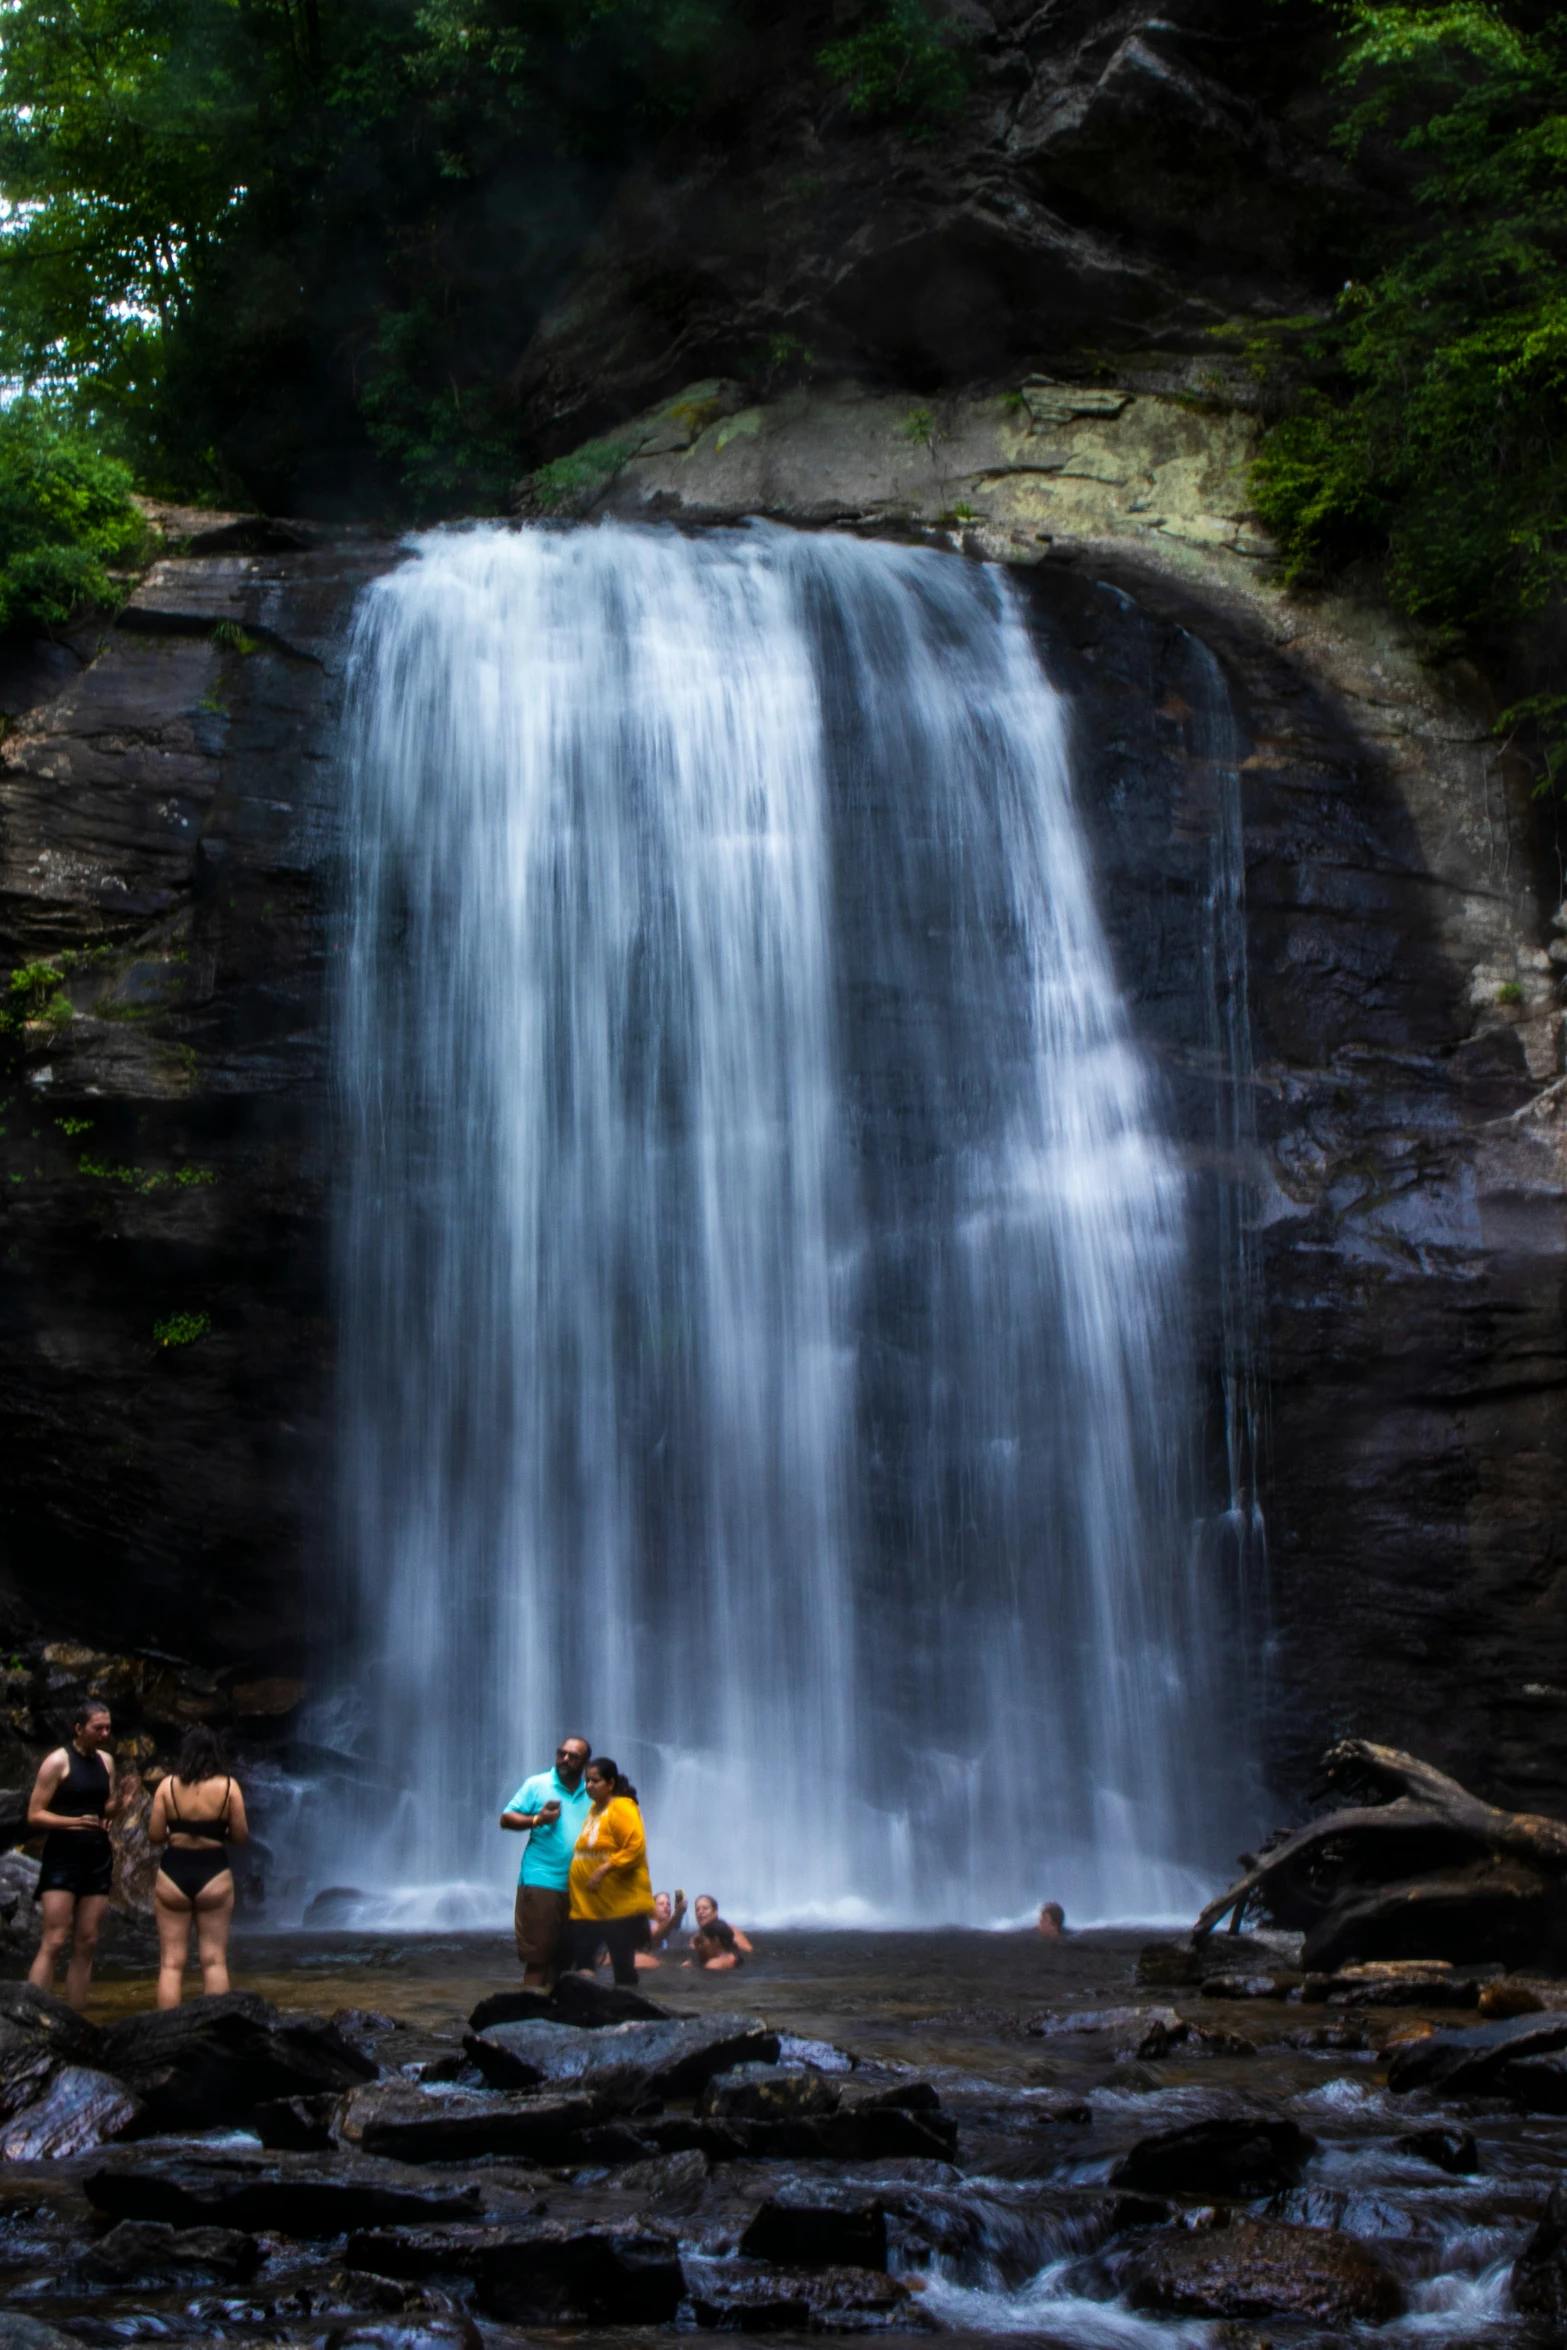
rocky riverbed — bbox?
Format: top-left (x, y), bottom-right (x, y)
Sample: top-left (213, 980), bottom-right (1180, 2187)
top-left (1, 1928), bottom-right (1566, 2346)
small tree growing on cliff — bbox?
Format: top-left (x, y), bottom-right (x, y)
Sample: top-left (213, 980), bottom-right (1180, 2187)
top-left (0, 402), bottom-right (149, 632)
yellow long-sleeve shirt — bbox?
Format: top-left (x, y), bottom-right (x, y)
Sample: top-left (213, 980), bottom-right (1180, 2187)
top-left (568, 1794), bottom-right (653, 1920)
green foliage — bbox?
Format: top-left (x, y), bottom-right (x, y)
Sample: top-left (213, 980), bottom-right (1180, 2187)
top-left (1250, 0), bottom-right (1567, 688)
top-left (903, 407), bottom-right (936, 445)
top-left (1497, 978), bottom-right (1525, 1002)
top-left (819, 0), bottom-right (973, 134)
top-left (153, 1309), bottom-right (210, 1348)
top-left (55, 1116), bottom-right (94, 1136)
top-left (0, 404), bottom-right (148, 632)
top-left (4, 961), bottom-right (73, 1032)
top-left (0, 0), bottom-right (738, 512)
top-left (524, 435), bottom-right (637, 513)
top-left (211, 620), bottom-right (259, 653)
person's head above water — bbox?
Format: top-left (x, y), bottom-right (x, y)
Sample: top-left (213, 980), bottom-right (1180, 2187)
top-left (1037, 1901), bottom-right (1065, 1938)
top-left (653, 1892), bottom-right (674, 1927)
top-left (585, 1757), bottom-right (637, 1805)
top-left (694, 1894), bottom-right (720, 1928)
top-left (554, 1737), bottom-right (590, 1788)
top-left (691, 1920), bottom-right (740, 1966)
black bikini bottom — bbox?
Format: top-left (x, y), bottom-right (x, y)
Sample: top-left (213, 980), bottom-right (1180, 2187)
top-left (159, 1845), bottom-right (231, 1900)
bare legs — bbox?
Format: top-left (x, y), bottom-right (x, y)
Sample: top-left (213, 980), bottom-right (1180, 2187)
top-left (153, 1871), bottom-right (235, 2007)
top-left (29, 1890), bottom-right (108, 2011)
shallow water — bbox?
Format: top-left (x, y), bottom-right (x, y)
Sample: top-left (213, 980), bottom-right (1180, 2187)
top-left (16, 1928), bottom-right (1565, 2347)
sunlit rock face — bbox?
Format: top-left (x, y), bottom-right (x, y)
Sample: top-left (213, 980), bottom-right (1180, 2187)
top-left (0, 431), bottom-right (1561, 1842)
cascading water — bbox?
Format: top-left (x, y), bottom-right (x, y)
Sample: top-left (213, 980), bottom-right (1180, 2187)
top-left (325, 519), bottom-right (1242, 1926)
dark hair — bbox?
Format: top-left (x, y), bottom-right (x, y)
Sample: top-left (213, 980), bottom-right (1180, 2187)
top-left (176, 1724), bottom-right (229, 1785)
top-left (586, 1756), bottom-right (637, 1803)
top-left (696, 1920), bottom-right (739, 1957)
top-left (74, 1697), bottom-right (110, 1727)
top-left (1040, 1901), bottom-right (1065, 1928)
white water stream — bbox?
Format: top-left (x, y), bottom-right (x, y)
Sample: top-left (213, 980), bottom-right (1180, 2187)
top-left (323, 520), bottom-right (1239, 1926)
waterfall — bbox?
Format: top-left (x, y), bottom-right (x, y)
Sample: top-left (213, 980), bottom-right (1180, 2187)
top-left (326, 519), bottom-right (1237, 1926)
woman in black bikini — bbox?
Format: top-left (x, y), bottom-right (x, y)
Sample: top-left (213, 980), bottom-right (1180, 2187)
top-left (148, 1726), bottom-right (249, 2008)
top-left (28, 1697), bottom-right (139, 2010)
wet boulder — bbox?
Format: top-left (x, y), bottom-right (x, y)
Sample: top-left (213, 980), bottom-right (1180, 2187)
top-left (1302, 1961), bottom-right (1484, 2008)
top-left (468, 1977), bottom-right (670, 2033)
top-left (701, 2063), bottom-right (839, 2121)
top-left (0, 1984), bottom-right (103, 2066)
top-left (0, 2063), bottom-right (141, 2157)
top-left (732, 2105), bottom-right (958, 2161)
top-left (0, 2317), bottom-right (85, 2350)
top-left (686, 2259), bottom-right (908, 2330)
top-left (331, 2323), bottom-right (480, 2350)
top-left (346, 2218), bottom-right (684, 2323)
top-left (256, 2091), bottom-right (339, 2150)
top-left (1026, 2005), bottom-right (1188, 2059)
top-left (84, 2150), bottom-right (482, 2235)
top-left (1512, 2180), bottom-right (1567, 2321)
top-left (1108, 2109), bottom-right (1315, 2197)
top-left (464, 2014), bottom-right (778, 2104)
top-left (617, 2147), bottom-right (710, 2216)
top-left (1116, 2216), bottom-right (1404, 2323)
top-left (1201, 1972), bottom-right (1303, 2000)
top-left (1384, 2009), bottom-right (1567, 2096)
top-left (740, 2188), bottom-right (887, 2270)
top-left (1394, 2124), bottom-right (1478, 2173)
top-left (98, 1991), bottom-right (377, 2128)
top-left (336, 2083), bottom-right (601, 2164)
top-left (83, 2219), bottom-right (261, 2283)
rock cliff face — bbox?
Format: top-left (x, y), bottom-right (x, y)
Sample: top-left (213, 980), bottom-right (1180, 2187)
top-left (0, 0), bottom-right (1563, 1835)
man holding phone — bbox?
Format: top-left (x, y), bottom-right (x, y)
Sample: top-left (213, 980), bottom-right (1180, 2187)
top-left (501, 1734), bottom-right (593, 1987)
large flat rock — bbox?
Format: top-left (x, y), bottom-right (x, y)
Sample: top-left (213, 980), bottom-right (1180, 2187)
top-left (83, 2151), bottom-right (481, 2236)
top-left (463, 2013), bottom-right (778, 2104)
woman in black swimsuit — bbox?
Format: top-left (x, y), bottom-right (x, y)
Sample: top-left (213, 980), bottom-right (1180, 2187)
top-left (148, 1726), bottom-right (249, 2008)
top-left (28, 1697), bottom-right (139, 2010)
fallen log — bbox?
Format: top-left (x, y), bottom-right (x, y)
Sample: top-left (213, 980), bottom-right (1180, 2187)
top-left (1194, 1743), bottom-right (1567, 1972)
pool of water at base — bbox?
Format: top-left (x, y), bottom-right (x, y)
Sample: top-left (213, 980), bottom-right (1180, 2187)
top-left (6, 1927), bottom-right (1563, 2349)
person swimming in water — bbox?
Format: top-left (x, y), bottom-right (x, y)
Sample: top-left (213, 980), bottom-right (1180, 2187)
top-left (692, 1892), bottom-right (753, 1953)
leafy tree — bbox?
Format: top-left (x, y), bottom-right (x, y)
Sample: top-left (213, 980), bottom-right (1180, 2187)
top-left (0, 400), bottom-right (149, 632)
top-left (818, 0), bottom-right (974, 135)
top-left (1248, 0), bottom-right (1567, 762)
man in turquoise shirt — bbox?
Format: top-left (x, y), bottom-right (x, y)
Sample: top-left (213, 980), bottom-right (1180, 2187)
top-left (500, 1734), bottom-right (592, 1987)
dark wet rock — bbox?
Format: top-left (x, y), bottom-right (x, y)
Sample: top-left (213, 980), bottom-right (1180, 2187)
top-left (1277, 2024), bottom-right (1366, 2052)
top-left (1201, 1973), bottom-right (1302, 2000)
top-left (0, 2317), bottom-right (85, 2350)
top-left (333, 2008), bottom-right (409, 2062)
top-left (1108, 2110), bottom-right (1315, 2197)
top-left (687, 2258), bottom-right (909, 2331)
top-left (1116, 2215), bottom-right (1405, 2323)
top-left (740, 2189), bottom-right (887, 2271)
top-left (838, 2078), bottom-right (941, 2115)
top-left (1301, 1962), bottom-right (1484, 2008)
top-left (0, 2025), bottom-right (62, 2122)
top-left (84, 2150), bottom-right (483, 2235)
top-left (465, 2014), bottom-right (778, 2104)
top-left (1026, 2004), bottom-right (1187, 2058)
top-left (0, 2062), bottom-right (141, 2157)
top-left (567, 2120), bottom-right (665, 2165)
top-left (0, 1983), bottom-right (103, 2065)
top-left (1512, 2179), bottom-right (1567, 2321)
top-left (702, 2063), bottom-right (839, 2121)
top-left (83, 2217), bottom-right (262, 2282)
top-left (337, 2083), bottom-right (601, 2164)
top-left (1182, 2023), bottom-right (1256, 2058)
top-left (256, 2090), bottom-right (338, 2150)
top-left (1393, 2125), bottom-right (1478, 2173)
top-left (1384, 2009), bottom-right (1567, 2095)
top-left (330, 2323), bottom-right (481, 2350)
top-left (468, 1977), bottom-right (670, 2034)
top-left (1025, 2092), bottom-right (1094, 2124)
top-left (617, 2147), bottom-right (710, 2215)
top-left (735, 2108), bottom-right (958, 2163)
top-left (1497, 2051), bottom-right (1567, 2110)
top-left (346, 2218), bottom-right (684, 2323)
top-left (98, 1990), bottom-right (376, 2128)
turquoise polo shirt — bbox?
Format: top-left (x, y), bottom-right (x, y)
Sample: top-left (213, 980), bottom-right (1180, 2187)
top-left (507, 1767), bottom-right (592, 1890)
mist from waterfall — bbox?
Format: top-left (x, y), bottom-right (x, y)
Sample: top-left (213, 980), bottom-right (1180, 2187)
top-left (324, 520), bottom-right (1241, 1927)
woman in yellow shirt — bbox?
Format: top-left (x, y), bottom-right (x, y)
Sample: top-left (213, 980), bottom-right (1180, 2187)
top-left (568, 1758), bottom-right (654, 1985)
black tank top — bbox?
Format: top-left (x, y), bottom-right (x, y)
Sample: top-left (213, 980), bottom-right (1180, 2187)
top-left (54, 1744), bottom-right (110, 1829)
